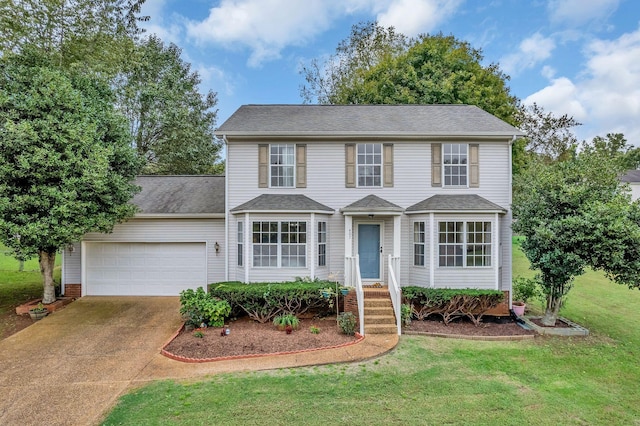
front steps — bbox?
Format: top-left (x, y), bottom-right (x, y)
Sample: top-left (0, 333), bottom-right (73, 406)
top-left (362, 288), bottom-right (397, 334)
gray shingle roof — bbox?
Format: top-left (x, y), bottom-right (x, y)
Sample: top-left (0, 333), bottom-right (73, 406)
top-left (231, 194), bottom-right (334, 213)
top-left (621, 170), bottom-right (640, 183)
top-left (216, 104), bottom-right (523, 137)
top-left (406, 194), bottom-right (506, 213)
top-left (132, 175), bottom-right (225, 215)
top-left (340, 194), bottom-right (404, 213)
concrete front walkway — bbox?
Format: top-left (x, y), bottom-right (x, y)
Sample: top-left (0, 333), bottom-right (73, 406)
top-left (0, 297), bottom-right (398, 426)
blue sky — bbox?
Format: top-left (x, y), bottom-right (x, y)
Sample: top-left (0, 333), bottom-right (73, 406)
top-left (141, 0), bottom-right (640, 145)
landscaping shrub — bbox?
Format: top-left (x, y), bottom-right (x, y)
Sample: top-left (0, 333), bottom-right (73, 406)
top-left (338, 312), bottom-right (357, 335)
top-left (210, 280), bottom-right (333, 323)
top-left (513, 276), bottom-right (543, 304)
top-left (179, 287), bottom-right (231, 328)
top-left (402, 287), bottom-right (504, 326)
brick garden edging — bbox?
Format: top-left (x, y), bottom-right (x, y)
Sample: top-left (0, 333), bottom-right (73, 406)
top-left (160, 323), bottom-right (365, 363)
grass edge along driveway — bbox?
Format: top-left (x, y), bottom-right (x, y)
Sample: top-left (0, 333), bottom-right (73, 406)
top-left (100, 242), bottom-right (640, 425)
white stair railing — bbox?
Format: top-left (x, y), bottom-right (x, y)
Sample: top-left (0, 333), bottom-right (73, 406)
top-left (388, 255), bottom-right (402, 335)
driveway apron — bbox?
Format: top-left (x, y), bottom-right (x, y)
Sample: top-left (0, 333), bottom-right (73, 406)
top-left (0, 296), bottom-right (182, 426)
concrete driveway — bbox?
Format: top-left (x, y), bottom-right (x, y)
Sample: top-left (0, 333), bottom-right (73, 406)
top-left (0, 296), bottom-right (182, 426)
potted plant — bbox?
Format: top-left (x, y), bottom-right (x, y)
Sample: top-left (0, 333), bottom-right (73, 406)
top-left (28, 302), bottom-right (48, 321)
top-left (512, 276), bottom-right (542, 316)
top-left (339, 286), bottom-right (350, 296)
top-left (273, 313), bottom-right (300, 331)
top-left (320, 287), bottom-right (335, 298)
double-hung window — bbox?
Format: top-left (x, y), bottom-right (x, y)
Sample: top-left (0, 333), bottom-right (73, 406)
top-left (253, 222), bottom-right (278, 267)
top-left (317, 221), bottom-right (327, 267)
top-left (357, 143), bottom-right (382, 187)
top-left (252, 221), bottom-right (306, 267)
top-left (270, 144), bottom-right (295, 187)
top-left (281, 222), bottom-right (306, 267)
top-left (443, 143), bottom-right (468, 186)
top-left (438, 221), bottom-right (491, 267)
top-left (413, 222), bottom-right (425, 266)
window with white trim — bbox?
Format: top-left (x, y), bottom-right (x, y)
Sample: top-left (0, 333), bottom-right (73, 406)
top-left (443, 143), bottom-right (467, 186)
top-left (237, 222), bottom-right (243, 266)
top-left (270, 144), bottom-right (295, 187)
top-left (253, 221), bottom-right (278, 267)
top-left (252, 221), bottom-right (307, 268)
top-left (281, 222), bottom-right (306, 267)
top-left (466, 221), bottom-right (492, 267)
top-left (438, 221), bottom-right (492, 267)
top-left (357, 143), bottom-right (382, 187)
top-left (413, 222), bottom-right (425, 266)
top-left (318, 221), bottom-right (327, 267)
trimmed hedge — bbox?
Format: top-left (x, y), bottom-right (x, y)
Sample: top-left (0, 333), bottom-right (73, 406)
top-left (402, 287), bottom-right (504, 326)
top-left (210, 280), bottom-right (335, 323)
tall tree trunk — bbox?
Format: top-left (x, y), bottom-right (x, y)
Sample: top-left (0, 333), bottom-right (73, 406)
top-left (39, 251), bottom-right (57, 304)
top-left (18, 259), bottom-right (24, 272)
top-left (541, 295), bottom-right (562, 326)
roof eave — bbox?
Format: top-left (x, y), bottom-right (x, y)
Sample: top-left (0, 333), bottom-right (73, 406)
top-left (230, 209), bottom-right (335, 215)
top-left (134, 213), bottom-right (225, 219)
top-left (216, 132), bottom-right (524, 141)
top-left (405, 209), bottom-right (507, 215)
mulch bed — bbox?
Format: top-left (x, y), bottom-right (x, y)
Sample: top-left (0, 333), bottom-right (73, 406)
top-left (163, 316), bottom-right (358, 359)
top-left (0, 312), bottom-right (33, 340)
top-left (405, 316), bottom-right (536, 337)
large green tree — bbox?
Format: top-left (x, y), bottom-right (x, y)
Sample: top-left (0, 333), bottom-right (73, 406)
top-left (115, 36), bottom-right (222, 174)
top-left (0, 0), bottom-right (147, 75)
top-left (512, 149), bottom-right (640, 325)
top-left (301, 22), bottom-right (518, 124)
top-left (0, 52), bottom-right (142, 303)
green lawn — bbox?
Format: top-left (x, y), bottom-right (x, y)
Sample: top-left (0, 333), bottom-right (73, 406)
top-left (0, 244), bottom-right (61, 336)
top-left (103, 242), bottom-right (640, 425)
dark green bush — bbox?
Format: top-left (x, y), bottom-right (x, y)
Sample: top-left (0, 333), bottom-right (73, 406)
top-left (180, 287), bottom-right (231, 328)
top-left (402, 287), bottom-right (504, 326)
top-left (210, 280), bottom-right (334, 323)
top-left (338, 312), bottom-right (357, 335)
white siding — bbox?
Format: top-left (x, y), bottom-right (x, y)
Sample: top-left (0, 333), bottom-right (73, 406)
top-left (226, 139), bottom-right (513, 290)
top-left (64, 218), bottom-right (225, 287)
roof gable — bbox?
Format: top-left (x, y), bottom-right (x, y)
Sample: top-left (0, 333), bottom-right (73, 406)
top-left (340, 194), bottom-right (403, 213)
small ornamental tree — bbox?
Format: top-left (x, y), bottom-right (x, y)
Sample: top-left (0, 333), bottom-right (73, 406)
top-left (512, 150), bottom-right (640, 325)
top-left (0, 52), bottom-right (142, 303)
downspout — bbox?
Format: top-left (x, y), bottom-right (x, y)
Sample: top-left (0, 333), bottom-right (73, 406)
top-left (508, 135), bottom-right (516, 308)
top-left (223, 135), bottom-right (229, 282)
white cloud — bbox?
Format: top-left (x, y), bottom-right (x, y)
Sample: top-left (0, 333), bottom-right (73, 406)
top-left (186, 0), bottom-right (464, 67)
top-left (187, 0), bottom-right (337, 67)
top-left (140, 0), bottom-right (184, 45)
top-left (376, 0), bottom-right (463, 37)
top-left (524, 25), bottom-right (640, 144)
top-left (500, 33), bottom-right (556, 75)
top-left (547, 0), bottom-right (619, 27)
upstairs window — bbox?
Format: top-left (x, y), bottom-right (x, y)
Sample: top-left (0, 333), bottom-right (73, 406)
top-left (443, 143), bottom-right (467, 186)
top-left (357, 143), bottom-right (382, 187)
top-left (270, 144), bottom-right (295, 187)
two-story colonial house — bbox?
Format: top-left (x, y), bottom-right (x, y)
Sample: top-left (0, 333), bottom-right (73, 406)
top-left (61, 104), bottom-right (522, 317)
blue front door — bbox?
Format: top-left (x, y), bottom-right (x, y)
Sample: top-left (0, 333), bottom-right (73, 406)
top-left (358, 224), bottom-right (380, 279)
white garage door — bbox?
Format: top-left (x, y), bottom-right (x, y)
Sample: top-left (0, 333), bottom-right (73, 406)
top-left (85, 242), bottom-right (207, 296)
